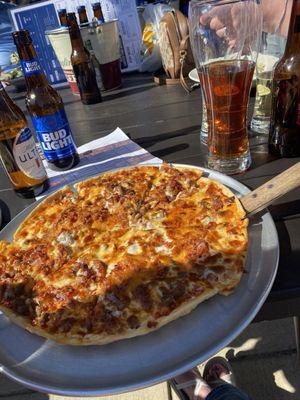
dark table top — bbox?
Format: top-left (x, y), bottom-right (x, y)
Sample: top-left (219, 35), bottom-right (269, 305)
top-left (1, 73), bottom-right (300, 319)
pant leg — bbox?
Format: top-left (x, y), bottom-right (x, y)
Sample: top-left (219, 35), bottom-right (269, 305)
top-left (206, 383), bottom-right (252, 400)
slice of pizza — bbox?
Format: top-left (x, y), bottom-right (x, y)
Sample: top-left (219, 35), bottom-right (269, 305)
top-left (74, 166), bottom-right (159, 229)
top-left (140, 164), bottom-right (203, 213)
top-left (13, 187), bottom-right (121, 254)
top-left (137, 176), bottom-right (246, 230)
top-left (0, 237), bottom-right (76, 324)
top-left (14, 186), bottom-right (77, 244)
top-left (163, 226), bottom-right (247, 295)
top-left (12, 227), bottom-right (213, 344)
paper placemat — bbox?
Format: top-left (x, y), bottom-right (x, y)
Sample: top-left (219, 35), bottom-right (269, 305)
top-left (37, 127), bottom-right (162, 199)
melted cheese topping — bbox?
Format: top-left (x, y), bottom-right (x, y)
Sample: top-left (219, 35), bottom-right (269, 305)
top-left (0, 164), bottom-right (247, 342)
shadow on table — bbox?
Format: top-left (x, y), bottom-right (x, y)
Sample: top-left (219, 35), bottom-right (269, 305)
top-left (152, 143), bottom-right (189, 158)
top-left (270, 200), bottom-right (300, 222)
top-left (103, 84), bottom-right (156, 102)
top-left (225, 327), bottom-right (299, 400)
top-left (122, 72), bottom-right (155, 86)
top-left (134, 125), bottom-right (200, 148)
top-left (0, 199), bottom-right (11, 230)
top-left (269, 200), bottom-right (300, 293)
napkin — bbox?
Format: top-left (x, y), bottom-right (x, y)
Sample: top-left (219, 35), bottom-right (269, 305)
top-left (37, 127), bottom-right (162, 200)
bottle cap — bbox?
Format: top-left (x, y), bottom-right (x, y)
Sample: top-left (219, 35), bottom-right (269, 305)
top-left (66, 12), bottom-right (77, 22)
top-left (12, 30), bottom-right (32, 46)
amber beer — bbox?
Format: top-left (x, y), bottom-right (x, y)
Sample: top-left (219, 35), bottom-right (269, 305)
top-left (66, 13), bottom-right (102, 105)
top-left (92, 3), bottom-right (104, 23)
top-left (269, 0), bottom-right (300, 157)
top-left (77, 5), bottom-right (89, 25)
top-left (198, 59), bottom-right (254, 158)
top-left (12, 30), bottom-right (80, 171)
top-left (0, 81), bottom-right (48, 198)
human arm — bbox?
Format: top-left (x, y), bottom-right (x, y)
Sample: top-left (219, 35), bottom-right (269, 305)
top-left (261, 0), bottom-right (293, 37)
top-left (199, 0), bottom-right (292, 41)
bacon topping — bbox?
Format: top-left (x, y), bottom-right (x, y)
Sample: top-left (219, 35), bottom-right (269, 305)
top-left (0, 166), bottom-right (247, 341)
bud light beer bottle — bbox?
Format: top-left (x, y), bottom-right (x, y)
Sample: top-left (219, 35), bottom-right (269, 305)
top-left (12, 30), bottom-right (80, 170)
top-left (0, 81), bottom-right (48, 198)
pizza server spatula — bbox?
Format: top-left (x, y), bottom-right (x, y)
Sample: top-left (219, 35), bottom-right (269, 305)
top-left (239, 162), bottom-right (300, 216)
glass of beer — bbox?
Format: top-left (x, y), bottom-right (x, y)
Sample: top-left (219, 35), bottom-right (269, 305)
top-left (189, 0), bottom-right (262, 174)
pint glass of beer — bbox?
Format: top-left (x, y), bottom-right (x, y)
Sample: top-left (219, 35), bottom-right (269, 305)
top-left (189, 0), bottom-right (262, 174)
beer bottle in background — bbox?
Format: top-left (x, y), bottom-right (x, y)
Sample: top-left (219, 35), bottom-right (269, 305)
top-left (58, 9), bottom-right (67, 27)
top-left (84, 39), bottom-right (103, 90)
top-left (269, 0), bottom-right (300, 157)
top-left (66, 13), bottom-right (102, 105)
top-left (0, 81), bottom-right (48, 198)
top-left (12, 30), bottom-right (80, 171)
top-left (77, 5), bottom-right (89, 25)
top-left (92, 3), bottom-right (104, 23)
top-left (179, 0), bottom-right (190, 17)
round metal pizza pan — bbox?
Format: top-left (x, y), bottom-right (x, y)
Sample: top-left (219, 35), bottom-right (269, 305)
top-left (0, 164), bottom-right (279, 396)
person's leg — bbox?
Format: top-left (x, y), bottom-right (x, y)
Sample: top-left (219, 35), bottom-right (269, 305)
top-left (203, 359), bottom-right (252, 400)
top-left (169, 357), bottom-right (252, 400)
top-left (170, 368), bottom-right (212, 399)
top-left (205, 383), bottom-right (251, 400)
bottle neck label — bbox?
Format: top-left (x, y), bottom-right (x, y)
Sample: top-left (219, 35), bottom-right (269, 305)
top-left (12, 127), bottom-right (47, 180)
top-left (21, 59), bottom-right (42, 76)
top-left (31, 109), bottom-right (77, 161)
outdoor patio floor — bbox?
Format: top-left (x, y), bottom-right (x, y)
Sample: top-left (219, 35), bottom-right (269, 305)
top-left (1, 318), bottom-right (299, 400)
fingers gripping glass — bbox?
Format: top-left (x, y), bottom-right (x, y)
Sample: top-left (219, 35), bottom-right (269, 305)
top-left (189, 0), bottom-right (262, 174)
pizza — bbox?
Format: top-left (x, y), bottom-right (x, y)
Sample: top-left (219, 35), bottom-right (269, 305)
top-left (0, 164), bottom-right (248, 345)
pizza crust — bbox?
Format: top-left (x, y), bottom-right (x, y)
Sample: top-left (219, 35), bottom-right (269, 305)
top-left (0, 287), bottom-right (219, 345)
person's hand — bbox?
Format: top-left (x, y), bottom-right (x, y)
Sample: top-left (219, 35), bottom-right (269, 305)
top-left (199, 1), bottom-right (261, 49)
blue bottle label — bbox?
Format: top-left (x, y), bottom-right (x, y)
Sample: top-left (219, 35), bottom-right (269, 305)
top-left (31, 109), bottom-right (77, 162)
top-left (21, 59), bottom-right (42, 76)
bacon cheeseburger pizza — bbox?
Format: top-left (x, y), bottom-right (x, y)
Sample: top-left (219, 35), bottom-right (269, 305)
top-left (0, 165), bottom-right (248, 345)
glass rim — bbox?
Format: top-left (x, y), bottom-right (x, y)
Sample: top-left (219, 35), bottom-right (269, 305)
top-left (190, 0), bottom-right (254, 6)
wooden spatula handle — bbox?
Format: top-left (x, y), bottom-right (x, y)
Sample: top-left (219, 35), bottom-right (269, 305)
top-left (240, 162), bottom-right (300, 215)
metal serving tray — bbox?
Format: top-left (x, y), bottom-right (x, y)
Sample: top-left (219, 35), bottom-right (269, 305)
top-left (0, 165), bottom-right (279, 396)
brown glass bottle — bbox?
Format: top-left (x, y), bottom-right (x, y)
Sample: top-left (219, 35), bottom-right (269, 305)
top-left (77, 5), bottom-right (89, 25)
top-left (92, 3), bottom-right (104, 23)
top-left (58, 9), bottom-right (67, 27)
top-left (12, 30), bottom-right (79, 171)
top-left (0, 81), bottom-right (48, 198)
top-left (269, 0), bottom-right (300, 157)
top-left (66, 13), bottom-right (102, 105)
